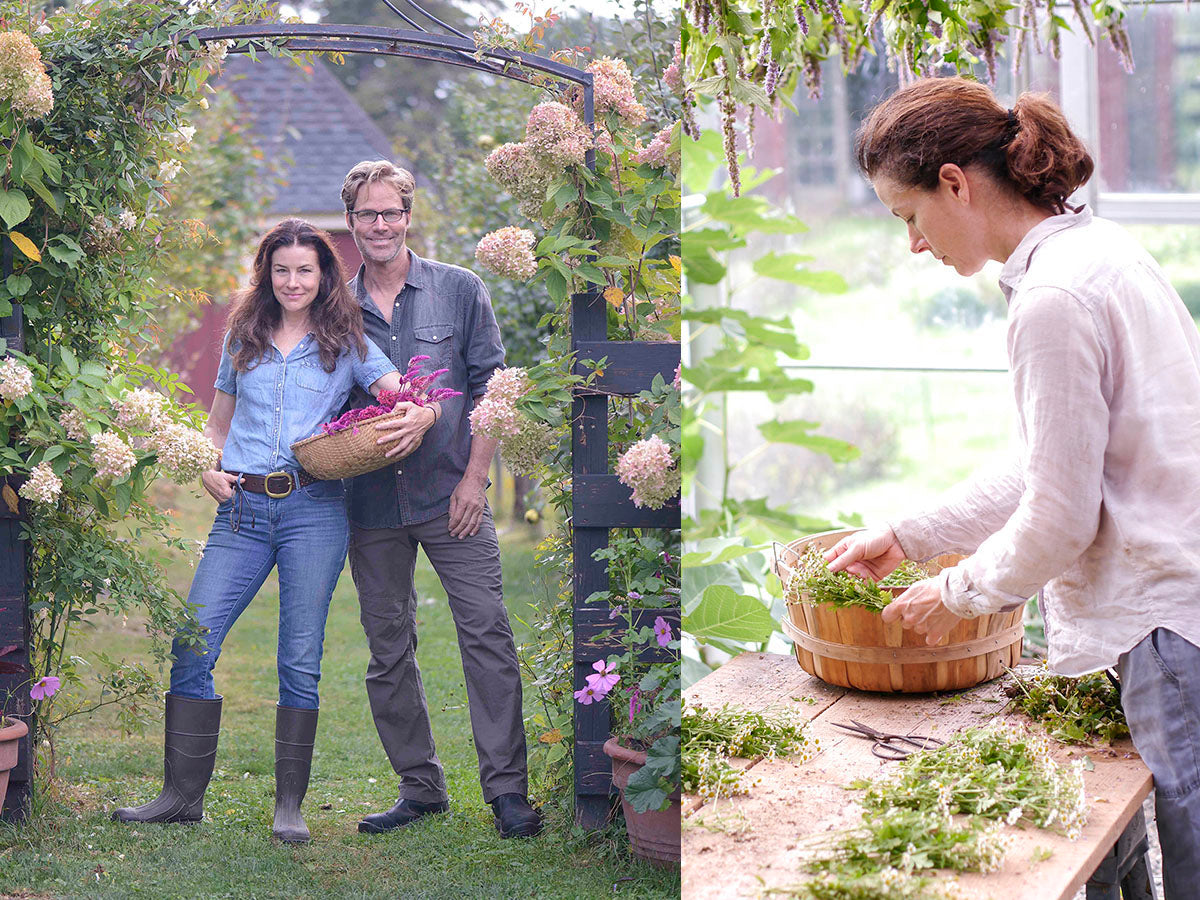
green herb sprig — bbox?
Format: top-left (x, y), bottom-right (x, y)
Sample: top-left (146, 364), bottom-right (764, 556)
top-left (772, 867), bottom-right (969, 900)
top-left (878, 560), bottom-right (933, 588)
top-left (1005, 667), bottom-right (1129, 745)
top-left (783, 544), bottom-right (894, 611)
top-left (682, 702), bottom-right (819, 800)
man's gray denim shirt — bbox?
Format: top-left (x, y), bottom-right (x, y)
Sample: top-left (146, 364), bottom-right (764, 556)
top-left (344, 250), bottom-right (505, 528)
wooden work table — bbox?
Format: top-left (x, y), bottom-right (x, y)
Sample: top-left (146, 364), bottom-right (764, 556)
top-left (682, 652), bottom-right (1154, 900)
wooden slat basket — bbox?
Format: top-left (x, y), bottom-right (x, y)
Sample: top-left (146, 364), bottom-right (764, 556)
top-left (773, 528), bottom-right (1023, 693)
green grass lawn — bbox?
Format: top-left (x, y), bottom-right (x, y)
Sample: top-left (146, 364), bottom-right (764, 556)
top-left (0, 483), bottom-right (679, 899)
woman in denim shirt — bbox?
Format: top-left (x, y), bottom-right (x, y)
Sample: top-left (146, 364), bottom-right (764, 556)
top-left (112, 219), bottom-right (426, 843)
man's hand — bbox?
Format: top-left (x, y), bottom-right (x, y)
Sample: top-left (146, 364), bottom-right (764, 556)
top-left (201, 469), bottom-right (240, 503)
top-left (376, 402), bottom-right (436, 459)
top-left (823, 525), bottom-right (907, 581)
top-left (880, 577), bottom-right (965, 646)
top-left (448, 473), bottom-right (487, 539)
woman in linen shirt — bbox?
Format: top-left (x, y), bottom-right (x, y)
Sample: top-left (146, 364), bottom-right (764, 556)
top-left (112, 219), bottom-right (431, 843)
top-left (825, 78), bottom-right (1200, 890)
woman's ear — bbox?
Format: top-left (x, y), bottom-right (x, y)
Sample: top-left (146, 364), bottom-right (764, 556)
top-left (938, 163), bottom-right (971, 205)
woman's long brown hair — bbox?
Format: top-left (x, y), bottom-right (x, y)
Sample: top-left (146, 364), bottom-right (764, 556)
top-left (225, 218), bottom-right (366, 373)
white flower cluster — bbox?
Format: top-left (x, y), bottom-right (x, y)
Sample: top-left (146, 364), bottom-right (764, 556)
top-left (0, 30), bottom-right (53, 119)
top-left (18, 462), bottom-right (61, 505)
top-left (158, 159), bottom-right (182, 182)
top-left (58, 407), bottom-right (89, 441)
top-left (149, 423), bottom-right (219, 484)
top-left (497, 421), bottom-right (555, 477)
top-left (91, 432), bottom-right (136, 480)
top-left (0, 357), bottom-right (33, 400)
top-left (113, 388), bottom-right (168, 431)
top-left (117, 208), bottom-right (138, 231)
top-left (615, 434), bottom-right (680, 509)
top-left (474, 226), bottom-right (538, 281)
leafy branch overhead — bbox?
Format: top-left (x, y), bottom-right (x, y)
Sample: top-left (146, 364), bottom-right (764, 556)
top-left (680, 0), bottom-right (1136, 193)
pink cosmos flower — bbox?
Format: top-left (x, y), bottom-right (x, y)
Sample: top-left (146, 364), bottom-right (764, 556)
top-left (574, 683), bottom-right (601, 705)
top-left (30, 675), bottom-right (60, 700)
top-left (653, 616), bottom-right (673, 648)
top-left (586, 659), bottom-right (620, 694)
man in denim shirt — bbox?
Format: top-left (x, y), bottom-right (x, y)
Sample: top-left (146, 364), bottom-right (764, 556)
top-left (340, 160), bottom-right (542, 838)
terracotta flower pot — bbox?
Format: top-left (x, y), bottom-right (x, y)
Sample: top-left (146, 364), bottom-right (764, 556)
top-left (603, 737), bottom-right (681, 868)
top-left (0, 716), bottom-right (29, 812)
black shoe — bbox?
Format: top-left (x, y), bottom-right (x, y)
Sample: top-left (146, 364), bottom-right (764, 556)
top-left (490, 793), bottom-right (543, 838)
top-left (357, 797), bottom-right (449, 834)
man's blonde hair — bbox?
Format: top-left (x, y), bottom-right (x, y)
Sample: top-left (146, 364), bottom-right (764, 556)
top-left (341, 160), bottom-right (416, 213)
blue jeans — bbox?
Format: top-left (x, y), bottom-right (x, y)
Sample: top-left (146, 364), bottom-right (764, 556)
top-left (1117, 628), bottom-right (1200, 899)
top-left (169, 479), bottom-right (349, 709)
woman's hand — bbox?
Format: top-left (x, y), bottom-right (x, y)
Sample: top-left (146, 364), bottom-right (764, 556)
top-left (881, 577), bottom-right (965, 645)
top-left (823, 525), bottom-right (907, 581)
top-left (201, 469), bottom-right (240, 502)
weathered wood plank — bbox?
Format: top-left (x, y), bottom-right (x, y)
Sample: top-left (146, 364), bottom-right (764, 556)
top-left (681, 653), bottom-right (1153, 900)
top-left (574, 341), bottom-right (680, 396)
top-left (572, 474), bottom-right (679, 528)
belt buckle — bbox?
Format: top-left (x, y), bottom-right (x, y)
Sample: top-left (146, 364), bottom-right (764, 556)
top-left (264, 471), bottom-right (294, 498)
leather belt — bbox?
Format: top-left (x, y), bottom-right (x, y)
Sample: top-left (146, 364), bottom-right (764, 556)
top-left (225, 469), bottom-right (318, 498)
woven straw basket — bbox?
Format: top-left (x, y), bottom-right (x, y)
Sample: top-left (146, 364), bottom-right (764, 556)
top-left (290, 409), bottom-right (420, 480)
top-left (773, 528), bottom-right (1023, 693)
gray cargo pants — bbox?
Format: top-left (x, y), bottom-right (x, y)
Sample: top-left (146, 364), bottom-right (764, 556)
top-left (348, 504), bottom-right (528, 804)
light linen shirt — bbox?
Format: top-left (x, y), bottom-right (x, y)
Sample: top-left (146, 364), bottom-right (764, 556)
top-left (889, 205), bottom-right (1200, 676)
top-left (215, 332), bottom-right (395, 474)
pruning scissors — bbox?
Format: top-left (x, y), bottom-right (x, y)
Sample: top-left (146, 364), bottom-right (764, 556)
top-left (830, 720), bottom-right (945, 761)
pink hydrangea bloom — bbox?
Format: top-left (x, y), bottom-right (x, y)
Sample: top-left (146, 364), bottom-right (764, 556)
top-left (663, 41), bottom-right (684, 96)
top-left (524, 101), bottom-right (592, 168)
top-left (150, 423), bottom-right (220, 484)
top-left (635, 126), bottom-right (680, 175)
top-left (30, 675), bottom-right (60, 700)
top-left (615, 434), bottom-right (680, 509)
top-left (587, 57), bottom-right (647, 127)
top-left (113, 388), bottom-right (168, 431)
top-left (0, 31), bottom-right (53, 120)
top-left (59, 407), bottom-right (89, 441)
top-left (0, 357), bottom-right (34, 400)
top-left (485, 141), bottom-right (553, 204)
top-left (475, 226), bottom-right (538, 280)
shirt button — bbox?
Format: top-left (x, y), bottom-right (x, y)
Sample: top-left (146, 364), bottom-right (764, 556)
top-left (392, 335), bottom-right (397, 341)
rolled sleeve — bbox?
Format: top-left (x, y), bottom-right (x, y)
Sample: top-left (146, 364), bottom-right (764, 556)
top-left (214, 333), bottom-right (237, 395)
top-left (354, 340), bottom-right (397, 391)
top-left (950, 287), bottom-right (1109, 616)
top-left (464, 276), bottom-right (505, 396)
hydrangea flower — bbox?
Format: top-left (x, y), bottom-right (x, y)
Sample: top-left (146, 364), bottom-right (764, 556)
top-left (113, 388), bottom-right (168, 431)
top-left (150, 423), bottom-right (219, 484)
top-left (524, 101), bottom-right (592, 168)
top-left (615, 434), bottom-right (680, 509)
top-left (0, 31), bottom-right (53, 119)
top-left (58, 406), bottom-right (89, 441)
top-left (18, 462), bottom-right (62, 505)
top-left (663, 41), bottom-right (684, 95)
top-left (635, 126), bottom-right (680, 175)
top-left (497, 419), bottom-right (554, 476)
top-left (91, 432), bottom-right (136, 480)
top-left (586, 57), bottom-right (647, 127)
top-left (0, 357), bottom-right (34, 400)
top-left (475, 226), bottom-right (538, 280)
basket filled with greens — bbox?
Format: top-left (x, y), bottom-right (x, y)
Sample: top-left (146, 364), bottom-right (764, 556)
top-left (773, 528), bottom-right (1024, 693)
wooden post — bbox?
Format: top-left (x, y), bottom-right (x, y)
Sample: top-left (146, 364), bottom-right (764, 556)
top-left (569, 313), bottom-right (681, 829)
top-left (0, 230), bottom-right (32, 820)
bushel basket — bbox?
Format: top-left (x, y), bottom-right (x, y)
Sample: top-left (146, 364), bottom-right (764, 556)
top-left (773, 528), bottom-right (1023, 693)
top-left (290, 408), bottom-right (420, 480)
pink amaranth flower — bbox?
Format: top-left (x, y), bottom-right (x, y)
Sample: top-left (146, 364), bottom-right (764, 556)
top-left (586, 659), bottom-right (620, 694)
top-left (524, 101), bottom-right (592, 168)
top-left (318, 358), bottom-right (460, 435)
top-left (629, 688), bottom-right (642, 724)
top-left (475, 226), bottom-right (538, 281)
top-left (615, 434), bottom-right (680, 509)
top-left (30, 675), bottom-right (60, 700)
top-left (653, 616), bottom-right (673, 647)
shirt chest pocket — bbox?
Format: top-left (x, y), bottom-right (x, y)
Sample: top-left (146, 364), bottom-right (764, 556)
top-left (413, 324), bottom-right (454, 369)
top-left (293, 359), bottom-right (335, 394)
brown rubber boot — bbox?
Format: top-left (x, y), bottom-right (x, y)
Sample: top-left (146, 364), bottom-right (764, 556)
top-left (272, 704), bottom-right (319, 843)
top-left (112, 693), bottom-right (222, 824)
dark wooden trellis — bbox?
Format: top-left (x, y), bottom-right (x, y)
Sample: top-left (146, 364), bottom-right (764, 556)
top-left (0, 6), bottom-right (681, 829)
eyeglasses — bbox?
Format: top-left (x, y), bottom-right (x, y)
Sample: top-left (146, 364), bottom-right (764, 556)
top-left (350, 208), bottom-right (409, 225)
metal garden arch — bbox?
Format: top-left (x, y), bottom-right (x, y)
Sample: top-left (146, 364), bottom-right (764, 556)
top-left (0, 2), bottom-right (681, 830)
